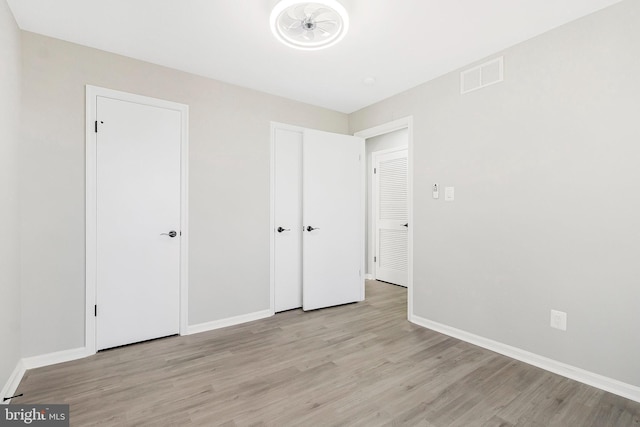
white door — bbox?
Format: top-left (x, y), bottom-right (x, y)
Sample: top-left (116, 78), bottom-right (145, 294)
top-left (96, 96), bottom-right (181, 350)
top-left (302, 129), bottom-right (364, 311)
top-left (374, 149), bottom-right (408, 286)
top-left (273, 128), bottom-right (303, 312)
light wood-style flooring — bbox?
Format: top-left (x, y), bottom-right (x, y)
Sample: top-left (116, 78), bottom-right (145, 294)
top-left (13, 281), bottom-right (640, 426)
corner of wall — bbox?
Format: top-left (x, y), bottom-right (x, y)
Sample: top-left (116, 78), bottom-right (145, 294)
top-left (0, 361), bottom-right (25, 405)
top-left (0, 0), bottom-right (23, 402)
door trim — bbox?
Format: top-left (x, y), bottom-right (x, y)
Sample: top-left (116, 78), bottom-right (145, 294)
top-left (354, 116), bottom-right (414, 320)
top-left (85, 85), bottom-right (189, 354)
top-left (371, 147), bottom-right (408, 284)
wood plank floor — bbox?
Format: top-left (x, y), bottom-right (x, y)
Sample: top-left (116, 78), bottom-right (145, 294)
top-left (13, 281), bottom-right (640, 426)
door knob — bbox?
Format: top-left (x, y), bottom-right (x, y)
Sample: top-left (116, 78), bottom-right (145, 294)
top-left (277, 227), bottom-right (291, 233)
top-left (403, 223), bottom-right (408, 228)
top-left (306, 226), bottom-right (320, 232)
top-left (161, 230), bottom-right (177, 238)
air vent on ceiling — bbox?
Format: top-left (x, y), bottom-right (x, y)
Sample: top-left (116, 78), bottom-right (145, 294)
top-left (460, 56), bottom-right (504, 94)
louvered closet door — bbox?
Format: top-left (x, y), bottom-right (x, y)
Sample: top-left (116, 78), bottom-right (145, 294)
top-left (375, 149), bottom-right (408, 286)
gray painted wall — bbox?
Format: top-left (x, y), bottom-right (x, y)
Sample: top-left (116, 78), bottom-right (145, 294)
top-left (0, 0), bottom-right (21, 393)
top-left (365, 129), bottom-right (408, 276)
top-left (7, 0), bottom-right (639, 393)
top-left (20, 32), bottom-right (348, 357)
top-left (350, 0), bottom-right (640, 387)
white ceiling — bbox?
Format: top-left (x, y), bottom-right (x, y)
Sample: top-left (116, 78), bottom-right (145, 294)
top-left (7, 0), bottom-right (624, 113)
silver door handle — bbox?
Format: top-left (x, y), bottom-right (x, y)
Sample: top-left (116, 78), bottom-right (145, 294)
top-left (306, 226), bottom-right (320, 232)
top-left (277, 227), bottom-right (290, 233)
top-left (161, 231), bottom-right (177, 238)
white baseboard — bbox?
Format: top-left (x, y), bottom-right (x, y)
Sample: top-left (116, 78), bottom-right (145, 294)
top-left (410, 314), bottom-right (640, 403)
top-left (1, 360), bottom-right (26, 404)
top-left (22, 347), bottom-right (90, 371)
top-left (187, 309), bottom-right (273, 335)
top-left (365, 274), bottom-right (374, 280)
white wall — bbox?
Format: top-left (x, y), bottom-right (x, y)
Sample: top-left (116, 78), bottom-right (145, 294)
top-left (350, 0), bottom-right (640, 387)
top-left (20, 32), bottom-right (348, 357)
top-left (365, 129), bottom-right (408, 276)
top-left (0, 0), bottom-right (22, 394)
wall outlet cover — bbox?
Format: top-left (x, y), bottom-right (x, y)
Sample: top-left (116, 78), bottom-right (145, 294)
top-left (550, 309), bottom-right (567, 331)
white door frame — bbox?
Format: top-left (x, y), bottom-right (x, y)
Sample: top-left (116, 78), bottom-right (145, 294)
top-left (371, 146), bottom-right (408, 284)
top-left (85, 85), bottom-right (189, 354)
top-left (355, 117), bottom-right (414, 320)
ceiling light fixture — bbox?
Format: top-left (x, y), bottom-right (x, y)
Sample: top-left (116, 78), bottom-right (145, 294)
top-left (270, 0), bottom-right (349, 51)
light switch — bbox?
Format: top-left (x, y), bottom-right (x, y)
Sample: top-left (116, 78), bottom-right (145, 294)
top-left (445, 186), bottom-right (455, 201)
top-left (432, 183), bottom-right (439, 199)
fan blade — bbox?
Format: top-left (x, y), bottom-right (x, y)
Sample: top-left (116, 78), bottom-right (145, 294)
top-left (293, 4), bottom-right (309, 20)
top-left (303, 30), bottom-right (315, 41)
top-left (280, 21), bottom-right (304, 36)
top-left (316, 21), bottom-right (338, 36)
top-left (310, 7), bottom-right (331, 20)
top-left (286, 20), bottom-right (303, 31)
top-left (280, 12), bottom-right (300, 29)
top-left (317, 26), bottom-right (331, 37)
top-left (288, 25), bottom-right (304, 36)
top-left (315, 20), bottom-right (338, 28)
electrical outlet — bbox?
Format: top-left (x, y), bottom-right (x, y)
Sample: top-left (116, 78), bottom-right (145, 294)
top-left (550, 310), bottom-right (567, 331)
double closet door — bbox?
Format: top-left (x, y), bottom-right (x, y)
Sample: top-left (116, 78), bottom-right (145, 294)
top-left (273, 126), bottom-right (365, 312)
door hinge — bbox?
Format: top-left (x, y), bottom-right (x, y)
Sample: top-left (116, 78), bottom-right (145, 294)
top-left (374, 168), bottom-right (377, 174)
top-left (374, 256), bottom-right (377, 262)
top-left (94, 121), bottom-right (98, 133)
top-left (180, 231), bottom-right (182, 236)
top-left (94, 305), bottom-right (97, 317)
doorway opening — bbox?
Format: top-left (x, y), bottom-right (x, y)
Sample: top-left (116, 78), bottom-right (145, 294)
top-left (355, 117), bottom-right (413, 320)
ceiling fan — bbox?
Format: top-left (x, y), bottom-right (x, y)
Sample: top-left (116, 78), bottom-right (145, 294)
top-left (270, 0), bottom-right (350, 50)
